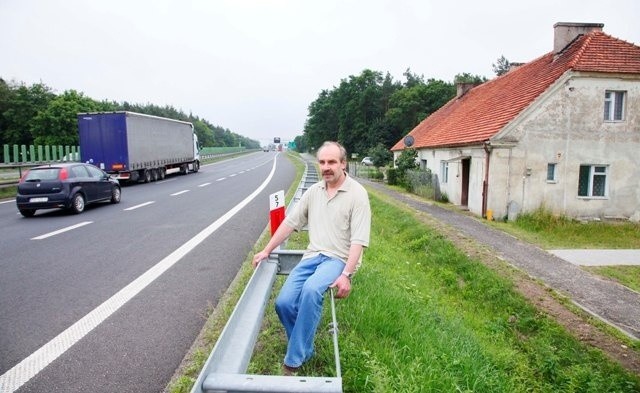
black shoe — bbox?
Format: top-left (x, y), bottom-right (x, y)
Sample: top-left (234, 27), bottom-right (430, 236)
top-left (282, 364), bottom-right (300, 376)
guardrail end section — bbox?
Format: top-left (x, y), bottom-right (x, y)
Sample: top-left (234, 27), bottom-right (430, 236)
top-left (203, 373), bottom-right (343, 393)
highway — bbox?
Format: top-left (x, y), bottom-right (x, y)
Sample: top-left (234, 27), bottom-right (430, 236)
top-left (0, 151), bottom-right (296, 393)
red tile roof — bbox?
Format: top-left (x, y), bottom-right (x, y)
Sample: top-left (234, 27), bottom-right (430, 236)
top-left (391, 31), bottom-right (640, 151)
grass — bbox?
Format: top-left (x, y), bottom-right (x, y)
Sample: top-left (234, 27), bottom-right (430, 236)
top-left (245, 193), bottom-right (640, 392)
top-left (491, 207), bottom-right (640, 249)
top-left (167, 164), bottom-right (639, 392)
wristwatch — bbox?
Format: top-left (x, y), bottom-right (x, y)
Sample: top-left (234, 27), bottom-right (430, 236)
top-left (341, 271), bottom-right (353, 281)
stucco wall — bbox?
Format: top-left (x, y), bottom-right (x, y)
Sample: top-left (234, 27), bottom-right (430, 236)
top-left (490, 73), bottom-right (640, 220)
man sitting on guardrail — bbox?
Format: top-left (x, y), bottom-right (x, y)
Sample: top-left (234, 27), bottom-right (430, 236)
top-left (252, 141), bottom-right (371, 376)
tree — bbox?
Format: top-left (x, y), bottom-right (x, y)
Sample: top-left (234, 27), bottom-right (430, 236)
top-left (368, 143), bottom-right (393, 167)
top-left (31, 90), bottom-right (99, 145)
top-left (492, 55), bottom-right (512, 76)
top-left (453, 73), bottom-right (488, 84)
top-left (1, 82), bottom-right (55, 146)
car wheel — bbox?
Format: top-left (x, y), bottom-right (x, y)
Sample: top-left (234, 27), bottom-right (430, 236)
top-left (70, 193), bottom-right (85, 214)
top-left (111, 186), bottom-right (121, 203)
top-left (19, 209), bottom-right (36, 217)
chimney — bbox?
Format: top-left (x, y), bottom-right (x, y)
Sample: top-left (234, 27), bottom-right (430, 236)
top-left (456, 82), bottom-right (477, 98)
top-left (553, 22), bottom-right (604, 54)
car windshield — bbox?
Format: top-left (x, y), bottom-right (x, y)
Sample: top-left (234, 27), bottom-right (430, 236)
top-left (24, 168), bottom-right (61, 181)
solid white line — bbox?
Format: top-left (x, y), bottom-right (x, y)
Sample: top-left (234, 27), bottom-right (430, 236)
top-left (170, 190), bottom-right (190, 196)
top-left (0, 157), bottom-right (278, 393)
top-left (31, 222), bottom-right (93, 240)
top-left (0, 199), bottom-right (15, 205)
top-left (198, 182), bottom-right (211, 187)
top-left (123, 201), bottom-right (155, 211)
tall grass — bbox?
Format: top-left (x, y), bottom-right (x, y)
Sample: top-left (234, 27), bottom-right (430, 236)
top-left (249, 194), bottom-right (640, 392)
top-left (497, 206), bottom-right (640, 249)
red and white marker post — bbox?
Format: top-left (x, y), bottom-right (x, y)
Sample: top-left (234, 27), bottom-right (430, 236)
top-left (269, 190), bottom-right (286, 236)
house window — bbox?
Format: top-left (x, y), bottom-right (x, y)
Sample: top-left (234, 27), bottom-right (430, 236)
top-left (440, 161), bottom-right (449, 183)
top-left (578, 165), bottom-right (608, 197)
top-left (604, 91), bottom-right (625, 121)
top-left (547, 163), bottom-right (557, 182)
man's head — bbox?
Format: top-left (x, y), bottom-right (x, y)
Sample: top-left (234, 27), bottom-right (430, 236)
top-left (317, 141), bottom-right (347, 186)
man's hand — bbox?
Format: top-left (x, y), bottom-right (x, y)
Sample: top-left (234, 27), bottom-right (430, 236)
top-left (330, 274), bottom-right (352, 298)
top-left (252, 251), bottom-right (269, 268)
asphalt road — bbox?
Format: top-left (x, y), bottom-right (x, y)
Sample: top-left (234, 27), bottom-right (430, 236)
top-left (0, 151), bottom-right (296, 393)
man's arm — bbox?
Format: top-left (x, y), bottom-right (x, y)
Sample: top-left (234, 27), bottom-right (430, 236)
top-left (252, 223), bottom-right (296, 268)
top-left (330, 243), bottom-right (364, 298)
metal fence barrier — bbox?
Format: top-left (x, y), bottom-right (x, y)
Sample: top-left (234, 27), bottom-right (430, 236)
top-left (190, 159), bottom-right (343, 393)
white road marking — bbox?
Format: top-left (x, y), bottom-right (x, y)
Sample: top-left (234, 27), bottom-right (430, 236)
top-left (216, 177), bottom-right (226, 182)
top-left (170, 190), bottom-right (190, 196)
top-left (124, 201), bottom-right (155, 211)
top-left (0, 157), bottom-right (278, 393)
top-left (229, 173), bottom-right (237, 177)
top-left (31, 221), bottom-right (93, 240)
top-left (0, 199), bottom-right (15, 205)
top-left (198, 182), bottom-right (211, 187)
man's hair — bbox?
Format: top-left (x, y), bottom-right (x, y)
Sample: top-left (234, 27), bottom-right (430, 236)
top-left (318, 141), bottom-right (347, 163)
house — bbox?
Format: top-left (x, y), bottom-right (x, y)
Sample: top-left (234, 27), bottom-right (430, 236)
top-left (391, 22), bottom-right (640, 222)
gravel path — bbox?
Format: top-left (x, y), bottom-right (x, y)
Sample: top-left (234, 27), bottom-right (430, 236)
top-left (362, 179), bottom-right (640, 340)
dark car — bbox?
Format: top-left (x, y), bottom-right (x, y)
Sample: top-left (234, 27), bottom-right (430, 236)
top-left (16, 163), bottom-right (121, 217)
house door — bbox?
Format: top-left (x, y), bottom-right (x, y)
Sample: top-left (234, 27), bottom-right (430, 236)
top-left (461, 158), bottom-right (470, 206)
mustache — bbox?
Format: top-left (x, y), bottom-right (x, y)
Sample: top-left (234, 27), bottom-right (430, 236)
top-left (322, 170), bottom-right (334, 175)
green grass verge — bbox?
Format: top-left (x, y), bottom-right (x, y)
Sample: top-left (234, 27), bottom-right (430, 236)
top-left (168, 163), bottom-right (639, 392)
top-left (247, 192), bottom-right (640, 392)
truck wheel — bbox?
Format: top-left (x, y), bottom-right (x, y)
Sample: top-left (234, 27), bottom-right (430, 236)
top-left (180, 164), bottom-right (188, 175)
top-left (143, 169), bottom-right (151, 183)
top-left (158, 168), bottom-right (166, 180)
top-left (70, 193), bottom-right (85, 214)
top-left (151, 168), bottom-right (158, 182)
top-left (111, 186), bottom-right (121, 203)
top-left (192, 161), bottom-right (200, 173)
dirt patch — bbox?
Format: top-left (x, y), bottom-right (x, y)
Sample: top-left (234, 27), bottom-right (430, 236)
top-left (411, 208), bottom-right (640, 375)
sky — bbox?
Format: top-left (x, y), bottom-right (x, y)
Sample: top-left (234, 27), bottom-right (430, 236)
top-left (1, 0), bottom-right (638, 147)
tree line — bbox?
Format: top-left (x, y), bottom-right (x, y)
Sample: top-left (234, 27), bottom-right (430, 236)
top-left (297, 62), bottom-right (508, 160)
top-left (0, 78), bottom-right (260, 151)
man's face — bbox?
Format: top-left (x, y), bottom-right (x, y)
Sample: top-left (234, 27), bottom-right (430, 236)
top-left (318, 145), bottom-right (345, 186)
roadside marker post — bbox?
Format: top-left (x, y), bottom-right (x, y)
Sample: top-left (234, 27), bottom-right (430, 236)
top-left (269, 190), bottom-right (286, 236)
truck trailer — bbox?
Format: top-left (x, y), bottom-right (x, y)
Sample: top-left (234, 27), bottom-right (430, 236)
top-left (78, 111), bottom-right (200, 183)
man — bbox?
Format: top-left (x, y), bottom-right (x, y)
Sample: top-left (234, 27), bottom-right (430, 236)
top-left (252, 141), bottom-right (371, 375)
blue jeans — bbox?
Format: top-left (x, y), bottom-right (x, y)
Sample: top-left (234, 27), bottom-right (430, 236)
top-left (275, 253), bottom-right (345, 368)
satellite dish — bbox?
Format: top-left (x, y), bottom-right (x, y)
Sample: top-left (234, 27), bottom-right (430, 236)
top-left (404, 135), bottom-right (415, 147)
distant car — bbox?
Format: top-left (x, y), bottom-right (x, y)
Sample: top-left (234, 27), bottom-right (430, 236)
top-left (361, 157), bottom-right (374, 166)
top-left (16, 163), bottom-right (121, 217)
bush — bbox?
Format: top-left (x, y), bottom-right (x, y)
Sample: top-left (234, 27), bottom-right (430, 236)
top-left (387, 168), bottom-right (399, 185)
top-left (372, 169), bottom-right (384, 181)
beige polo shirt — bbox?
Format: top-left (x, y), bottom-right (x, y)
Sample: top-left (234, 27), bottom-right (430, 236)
top-left (284, 174), bottom-right (371, 266)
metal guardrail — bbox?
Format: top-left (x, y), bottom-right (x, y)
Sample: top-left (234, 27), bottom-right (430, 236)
top-left (190, 159), bottom-right (343, 393)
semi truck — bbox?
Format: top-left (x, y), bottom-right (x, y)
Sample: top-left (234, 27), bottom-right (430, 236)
top-left (78, 111), bottom-right (200, 183)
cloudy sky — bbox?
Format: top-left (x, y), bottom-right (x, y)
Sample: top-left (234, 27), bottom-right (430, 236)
top-left (1, 0), bottom-right (638, 146)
